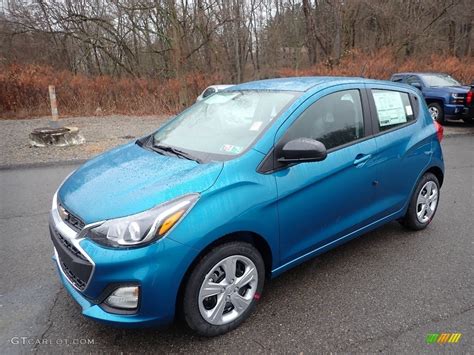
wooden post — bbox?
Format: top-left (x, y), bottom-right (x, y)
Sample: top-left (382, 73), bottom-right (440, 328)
top-left (48, 85), bottom-right (59, 127)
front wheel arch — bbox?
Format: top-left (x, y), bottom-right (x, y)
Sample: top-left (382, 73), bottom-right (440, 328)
top-left (175, 231), bottom-right (272, 320)
top-left (425, 98), bottom-right (444, 108)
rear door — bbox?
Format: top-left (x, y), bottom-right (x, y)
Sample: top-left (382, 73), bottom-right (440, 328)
top-left (366, 86), bottom-right (431, 219)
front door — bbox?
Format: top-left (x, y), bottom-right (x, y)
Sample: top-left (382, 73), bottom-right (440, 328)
top-left (274, 88), bottom-right (378, 264)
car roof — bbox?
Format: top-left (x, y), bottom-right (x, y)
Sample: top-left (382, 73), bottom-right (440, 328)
top-left (208, 85), bottom-right (234, 90)
top-left (392, 72), bottom-right (448, 77)
top-left (228, 76), bottom-right (381, 92)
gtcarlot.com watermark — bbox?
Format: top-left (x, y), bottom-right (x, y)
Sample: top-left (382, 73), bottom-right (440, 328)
top-left (11, 336), bottom-right (95, 346)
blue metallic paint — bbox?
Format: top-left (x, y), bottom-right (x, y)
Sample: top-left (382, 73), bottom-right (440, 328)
top-left (52, 77), bottom-right (444, 327)
top-left (58, 142), bottom-right (223, 223)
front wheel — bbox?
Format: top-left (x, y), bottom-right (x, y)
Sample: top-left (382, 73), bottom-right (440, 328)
top-left (399, 172), bottom-right (440, 230)
top-left (183, 242), bottom-right (265, 336)
top-left (428, 103), bottom-right (445, 124)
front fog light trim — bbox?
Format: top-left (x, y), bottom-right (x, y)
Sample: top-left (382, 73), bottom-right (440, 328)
top-left (103, 285), bottom-right (140, 314)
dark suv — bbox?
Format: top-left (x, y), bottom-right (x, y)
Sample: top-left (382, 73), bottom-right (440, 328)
top-left (390, 72), bottom-right (473, 123)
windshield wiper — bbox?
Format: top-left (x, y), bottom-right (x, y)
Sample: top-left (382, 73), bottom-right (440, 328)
top-left (152, 144), bottom-right (202, 163)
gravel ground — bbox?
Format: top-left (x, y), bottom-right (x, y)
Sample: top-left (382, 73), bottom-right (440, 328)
top-left (0, 115), bottom-right (472, 168)
top-left (0, 115), bottom-right (169, 167)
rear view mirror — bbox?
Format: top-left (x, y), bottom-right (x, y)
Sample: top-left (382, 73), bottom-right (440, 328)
top-left (278, 138), bottom-right (327, 163)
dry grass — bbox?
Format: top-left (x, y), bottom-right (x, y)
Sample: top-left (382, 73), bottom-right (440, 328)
top-left (1, 49), bottom-right (473, 119)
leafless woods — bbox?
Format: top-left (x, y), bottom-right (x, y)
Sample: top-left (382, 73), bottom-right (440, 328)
top-left (0, 0), bottom-right (473, 117)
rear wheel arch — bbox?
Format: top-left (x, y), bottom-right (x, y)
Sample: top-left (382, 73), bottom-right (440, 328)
top-left (401, 165), bottom-right (444, 217)
top-left (425, 166), bottom-right (444, 187)
top-left (400, 171), bottom-right (440, 230)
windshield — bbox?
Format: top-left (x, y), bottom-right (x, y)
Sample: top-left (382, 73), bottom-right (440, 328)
top-left (152, 90), bottom-right (300, 161)
top-left (421, 74), bottom-right (461, 87)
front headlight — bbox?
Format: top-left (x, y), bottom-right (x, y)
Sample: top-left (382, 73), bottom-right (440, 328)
top-left (89, 193), bottom-right (199, 247)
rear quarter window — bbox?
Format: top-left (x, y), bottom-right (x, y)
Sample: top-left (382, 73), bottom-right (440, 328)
top-left (371, 90), bottom-right (415, 131)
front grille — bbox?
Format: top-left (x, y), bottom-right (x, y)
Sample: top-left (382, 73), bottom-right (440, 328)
top-left (60, 260), bottom-right (87, 290)
top-left (59, 203), bottom-right (85, 231)
top-left (57, 232), bottom-right (88, 261)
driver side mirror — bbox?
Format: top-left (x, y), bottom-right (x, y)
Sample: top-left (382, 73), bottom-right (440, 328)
top-left (278, 138), bottom-right (327, 163)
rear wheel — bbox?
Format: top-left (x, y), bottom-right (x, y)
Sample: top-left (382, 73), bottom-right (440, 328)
top-left (428, 103), bottom-right (445, 124)
top-left (399, 172), bottom-right (440, 230)
top-left (183, 242), bottom-right (265, 336)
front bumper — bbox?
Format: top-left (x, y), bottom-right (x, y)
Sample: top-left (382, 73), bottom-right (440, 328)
top-left (49, 193), bottom-right (198, 327)
top-left (445, 103), bottom-right (472, 119)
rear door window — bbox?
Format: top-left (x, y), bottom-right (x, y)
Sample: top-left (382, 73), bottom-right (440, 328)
top-left (371, 90), bottom-right (415, 131)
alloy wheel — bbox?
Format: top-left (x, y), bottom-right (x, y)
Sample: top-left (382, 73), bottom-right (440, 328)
top-left (198, 255), bottom-right (258, 325)
top-left (428, 106), bottom-right (439, 120)
top-left (416, 181), bottom-right (438, 223)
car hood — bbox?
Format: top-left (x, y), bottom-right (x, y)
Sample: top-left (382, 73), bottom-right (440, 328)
top-left (58, 142), bottom-right (223, 223)
top-left (427, 85), bottom-right (470, 94)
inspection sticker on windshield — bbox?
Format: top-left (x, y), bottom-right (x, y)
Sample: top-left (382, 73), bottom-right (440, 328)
top-left (250, 121), bottom-right (263, 131)
top-left (222, 144), bottom-right (242, 154)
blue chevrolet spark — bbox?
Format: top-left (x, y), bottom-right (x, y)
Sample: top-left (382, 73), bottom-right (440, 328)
top-left (50, 77), bottom-right (444, 336)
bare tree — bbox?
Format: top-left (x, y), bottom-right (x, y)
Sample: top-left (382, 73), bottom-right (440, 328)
top-left (0, 0), bottom-right (472, 82)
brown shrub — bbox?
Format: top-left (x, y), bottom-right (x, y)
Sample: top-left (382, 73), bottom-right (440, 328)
top-left (0, 65), bottom-right (221, 119)
top-left (1, 49), bottom-right (473, 119)
top-left (277, 48), bottom-right (474, 83)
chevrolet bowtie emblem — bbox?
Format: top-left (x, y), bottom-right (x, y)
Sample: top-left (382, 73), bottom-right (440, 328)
top-left (58, 205), bottom-right (69, 221)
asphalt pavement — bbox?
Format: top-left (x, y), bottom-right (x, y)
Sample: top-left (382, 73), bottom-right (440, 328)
top-left (1, 134), bottom-right (473, 354)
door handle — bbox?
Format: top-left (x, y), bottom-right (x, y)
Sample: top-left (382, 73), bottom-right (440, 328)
top-left (353, 154), bottom-right (372, 166)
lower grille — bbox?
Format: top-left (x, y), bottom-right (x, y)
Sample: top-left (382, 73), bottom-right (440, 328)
top-left (50, 225), bottom-right (93, 291)
top-left (60, 260), bottom-right (88, 290)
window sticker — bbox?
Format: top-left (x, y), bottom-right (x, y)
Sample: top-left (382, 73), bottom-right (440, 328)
top-left (405, 105), bottom-right (413, 116)
top-left (373, 91), bottom-right (408, 126)
top-left (221, 144), bottom-right (243, 154)
top-left (250, 121), bottom-right (263, 131)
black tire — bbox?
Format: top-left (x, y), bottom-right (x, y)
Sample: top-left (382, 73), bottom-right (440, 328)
top-left (182, 242), bottom-right (265, 337)
top-left (428, 102), bottom-right (445, 124)
top-left (399, 172), bottom-right (440, 231)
